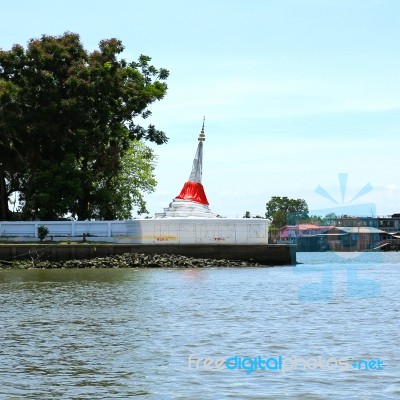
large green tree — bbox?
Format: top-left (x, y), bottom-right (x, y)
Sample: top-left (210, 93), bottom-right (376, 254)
top-left (266, 196), bottom-right (309, 228)
top-left (0, 80), bottom-right (24, 220)
top-left (0, 32), bottom-right (168, 220)
top-left (86, 140), bottom-right (158, 220)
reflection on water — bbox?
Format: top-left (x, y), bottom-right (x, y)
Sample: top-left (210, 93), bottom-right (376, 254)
top-left (0, 268), bottom-right (139, 284)
top-left (1, 253), bottom-right (400, 399)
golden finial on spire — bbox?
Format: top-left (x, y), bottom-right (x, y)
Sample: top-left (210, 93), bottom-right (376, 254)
top-left (198, 116), bottom-right (205, 141)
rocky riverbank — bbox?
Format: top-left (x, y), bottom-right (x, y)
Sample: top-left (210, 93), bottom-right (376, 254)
top-left (0, 252), bottom-right (262, 269)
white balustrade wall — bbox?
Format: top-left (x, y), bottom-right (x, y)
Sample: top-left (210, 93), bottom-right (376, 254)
top-left (0, 219), bottom-right (271, 245)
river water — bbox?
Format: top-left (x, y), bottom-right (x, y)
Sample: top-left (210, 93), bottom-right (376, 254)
top-left (0, 252), bottom-right (399, 399)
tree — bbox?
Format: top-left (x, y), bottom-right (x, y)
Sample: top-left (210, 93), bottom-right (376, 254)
top-left (323, 212), bottom-right (337, 225)
top-left (86, 140), bottom-right (158, 220)
top-left (303, 215), bottom-right (324, 225)
top-left (265, 196), bottom-right (309, 228)
top-left (0, 32), bottom-right (168, 220)
top-left (0, 80), bottom-right (24, 220)
top-left (37, 225), bottom-right (49, 242)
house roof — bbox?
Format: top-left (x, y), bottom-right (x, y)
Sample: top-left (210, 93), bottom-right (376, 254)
top-left (319, 226), bottom-right (389, 235)
top-left (280, 224), bottom-right (332, 231)
top-left (297, 224), bottom-right (323, 230)
top-left (337, 227), bottom-right (387, 234)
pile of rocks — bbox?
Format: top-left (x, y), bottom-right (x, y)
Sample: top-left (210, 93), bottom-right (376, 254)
top-left (0, 253), bottom-right (260, 269)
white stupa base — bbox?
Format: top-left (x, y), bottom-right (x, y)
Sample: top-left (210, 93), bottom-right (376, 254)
top-left (154, 198), bottom-right (218, 219)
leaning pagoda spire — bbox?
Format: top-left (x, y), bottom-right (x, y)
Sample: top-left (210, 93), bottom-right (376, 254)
top-left (175, 117), bottom-right (209, 205)
top-left (154, 117), bottom-right (216, 218)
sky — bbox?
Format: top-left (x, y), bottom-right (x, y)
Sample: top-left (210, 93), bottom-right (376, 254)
top-left (1, 0), bottom-right (399, 218)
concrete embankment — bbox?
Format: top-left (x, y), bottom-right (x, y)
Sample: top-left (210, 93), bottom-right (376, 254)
top-left (0, 243), bottom-right (296, 266)
top-left (0, 253), bottom-right (268, 269)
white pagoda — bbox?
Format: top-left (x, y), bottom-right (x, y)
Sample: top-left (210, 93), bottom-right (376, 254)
top-left (155, 118), bottom-right (217, 218)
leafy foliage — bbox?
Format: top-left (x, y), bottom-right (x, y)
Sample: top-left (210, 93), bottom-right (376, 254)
top-left (37, 225), bottom-right (49, 242)
top-left (303, 213), bottom-right (337, 225)
top-left (0, 32), bottom-right (168, 220)
top-left (86, 140), bottom-right (158, 220)
top-left (265, 196), bottom-right (309, 228)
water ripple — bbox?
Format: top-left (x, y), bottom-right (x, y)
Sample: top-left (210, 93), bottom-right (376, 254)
top-left (0, 254), bottom-right (399, 398)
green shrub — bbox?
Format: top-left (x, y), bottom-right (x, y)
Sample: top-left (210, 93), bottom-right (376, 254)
top-left (37, 226), bottom-right (49, 242)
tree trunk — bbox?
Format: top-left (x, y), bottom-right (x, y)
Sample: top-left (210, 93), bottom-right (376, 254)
top-left (77, 197), bottom-right (90, 221)
top-left (0, 171), bottom-right (9, 221)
